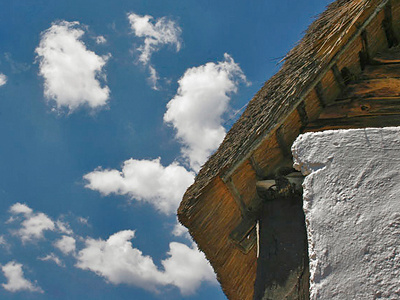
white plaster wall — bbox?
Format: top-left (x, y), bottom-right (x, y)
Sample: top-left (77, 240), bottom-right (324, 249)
top-left (292, 127), bottom-right (400, 300)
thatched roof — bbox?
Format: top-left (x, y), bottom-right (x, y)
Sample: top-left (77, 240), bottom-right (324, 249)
top-left (180, 0), bottom-right (384, 208)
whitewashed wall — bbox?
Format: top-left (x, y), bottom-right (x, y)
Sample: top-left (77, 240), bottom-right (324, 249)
top-left (292, 127), bottom-right (400, 299)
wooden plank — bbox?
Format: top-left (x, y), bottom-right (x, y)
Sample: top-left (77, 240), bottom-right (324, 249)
top-left (383, 1), bottom-right (399, 47)
top-left (319, 97), bottom-right (400, 119)
top-left (303, 89), bottom-right (323, 122)
top-left (305, 114), bottom-right (400, 132)
top-left (372, 45), bottom-right (400, 64)
top-left (392, 0), bottom-right (400, 41)
top-left (275, 125), bottom-right (291, 158)
top-left (365, 10), bottom-right (388, 58)
top-left (296, 100), bottom-right (309, 127)
top-left (331, 64), bottom-right (346, 89)
top-left (360, 63), bottom-right (400, 79)
top-left (340, 77), bottom-right (400, 99)
top-left (337, 36), bottom-right (363, 79)
top-left (315, 81), bottom-right (327, 107)
top-left (231, 160), bottom-right (258, 207)
top-left (359, 30), bottom-right (371, 70)
top-left (225, 176), bottom-right (248, 218)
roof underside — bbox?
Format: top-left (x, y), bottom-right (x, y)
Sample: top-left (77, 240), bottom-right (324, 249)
top-left (182, 0), bottom-right (381, 203)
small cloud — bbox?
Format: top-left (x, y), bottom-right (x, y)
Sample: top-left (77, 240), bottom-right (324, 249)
top-left (127, 12), bottom-right (181, 89)
top-left (9, 203), bottom-right (55, 243)
top-left (164, 53), bottom-right (248, 171)
top-left (0, 235), bottom-right (11, 252)
top-left (75, 230), bottom-right (216, 295)
top-left (56, 220), bottom-right (73, 235)
top-left (35, 20), bottom-right (110, 112)
top-left (1, 261), bottom-right (43, 293)
top-left (0, 73), bottom-right (7, 87)
top-left (96, 35), bottom-right (107, 44)
top-left (83, 158), bottom-right (194, 215)
top-left (38, 253), bottom-right (64, 267)
top-left (54, 235), bottom-right (76, 255)
top-left (9, 203), bottom-right (33, 216)
top-left (77, 216), bottom-right (89, 226)
top-left (171, 222), bottom-right (191, 241)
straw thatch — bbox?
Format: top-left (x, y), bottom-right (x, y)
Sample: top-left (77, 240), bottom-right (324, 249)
top-left (180, 0), bottom-right (382, 208)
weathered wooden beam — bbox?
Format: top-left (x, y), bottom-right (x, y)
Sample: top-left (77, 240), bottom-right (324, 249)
top-left (331, 64), bottom-right (347, 89)
top-left (249, 155), bottom-right (264, 178)
top-left (275, 126), bottom-right (291, 158)
top-left (371, 46), bottom-right (400, 64)
top-left (314, 81), bottom-right (327, 108)
top-left (296, 100), bottom-right (309, 129)
top-left (359, 30), bottom-right (371, 70)
top-left (229, 218), bottom-right (257, 254)
top-left (225, 176), bottom-right (248, 218)
top-left (360, 63), bottom-right (400, 79)
top-left (340, 77), bottom-right (400, 99)
top-left (305, 114), bottom-right (400, 132)
top-left (318, 97), bottom-right (400, 119)
top-left (383, 1), bottom-right (398, 48)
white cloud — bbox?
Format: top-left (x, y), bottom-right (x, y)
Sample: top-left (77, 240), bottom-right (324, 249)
top-left (9, 203), bottom-right (33, 215)
top-left (38, 253), bottom-right (64, 267)
top-left (0, 73), bottom-right (7, 86)
top-left (148, 65), bottom-right (159, 90)
top-left (164, 53), bottom-right (248, 171)
top-left (56, 220), bottom-right (73, 235)
top-left (77, 216), bottom-right (89, 225)
top-left (96, 35), bottom-right (107, 44)
top-left (75, 230), bottom-right (215, 294)
top-left (83, 158), bottom-right (194, 215)
top-left (10, 203), bottom-right (55, 243)
top-left (1, 261), bottom-right (43, 293)
top-left (172, 222), bottom-right (191, 241)
top-left (35, 20), bottom-right (110, 111)
top-left (127, 12), bottom-right (181, 89)
top-left (162, 242), bottom-right (216, 295)
top-left (127, 12), bottom-right (181, 65)
top-left (54, 235), bottom-right (76, 255)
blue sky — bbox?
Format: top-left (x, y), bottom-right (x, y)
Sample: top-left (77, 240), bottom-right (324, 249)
top-left (0, 1), bottom-right (331, 299)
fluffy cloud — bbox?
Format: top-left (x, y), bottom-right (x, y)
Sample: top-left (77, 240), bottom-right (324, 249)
top-left (128, 12), bottom-right (181, 65)
top-left (9, 203), bottom-right (55, 243)
top-left (35, 21), bottom-right (110, 111)
top-left (83, 158), bottom-right (194, 215)
top-left (164, 53), bottom-right (248, 171)
top-left (1, 261), bottom-right (43, 293)
top-left (75, 230), bottom-right (215, 294)
top-left (0, 73), bottom-right (7, 86)
top-left (96, 35), bottom-right (107, 44)
top-left (54, 235), bottom-right (76, 255)
top-left (127, 12), bottom-right (181, 89)
top-left (38, 253), bottom-right (64, 267)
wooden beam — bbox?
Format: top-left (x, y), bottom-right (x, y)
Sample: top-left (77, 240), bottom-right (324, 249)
top-left (331, 64), bottom-right (346, 89)
top-left (305, 114), bottom-right (400, 132)
top-left (314, 81), bottom-right (327, 108)
top-left (318, 97), bottom-right (400, 119)
top-left (340, 77), bottom-right (400, 99)
top-left (275, 126), bottom-right (291, 158)
top-left (371, 46), bottom-right (400, 64)
top-left (225, 176), bottom-right (248, 218)
top-left (383, 1), bottom-right (398, 48)
top-left (359, 30), bottom-right (371, 70)
top-left (296, 100), bottom-right (309, 128)
top-left (360, 63), bottom-right (400, 79)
